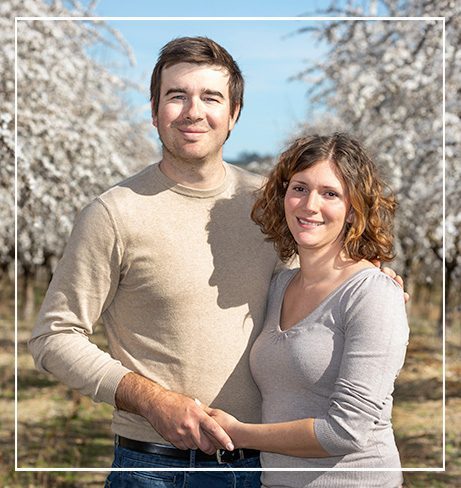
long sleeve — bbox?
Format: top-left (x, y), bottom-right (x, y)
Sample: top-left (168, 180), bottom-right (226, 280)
top-left (313, 273), bottom-right (409, 455)
top-left (28, 198), bottom-right (132, 406)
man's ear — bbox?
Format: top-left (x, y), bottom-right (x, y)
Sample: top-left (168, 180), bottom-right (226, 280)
top-left (228, 104), bottom-right (241, 131)
top-left (151, 99), bottom-right (158, 128)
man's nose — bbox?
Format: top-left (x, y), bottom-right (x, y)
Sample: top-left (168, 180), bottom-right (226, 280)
top-left (183, 97), bottom-right (204, 121)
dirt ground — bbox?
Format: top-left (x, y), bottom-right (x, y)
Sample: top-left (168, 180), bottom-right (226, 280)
top-left (1, 289), bottom-right (460, 487)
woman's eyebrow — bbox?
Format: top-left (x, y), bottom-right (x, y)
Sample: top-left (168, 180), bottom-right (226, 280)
top-left (290, 179), bottom-right (341, 191)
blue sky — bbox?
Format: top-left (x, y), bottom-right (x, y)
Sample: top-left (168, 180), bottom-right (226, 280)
top-left (87, 0), bottom-right (330, 160)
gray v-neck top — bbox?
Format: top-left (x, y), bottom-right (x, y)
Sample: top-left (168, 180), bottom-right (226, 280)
top-left (250, 267), bottom-right (409, 488)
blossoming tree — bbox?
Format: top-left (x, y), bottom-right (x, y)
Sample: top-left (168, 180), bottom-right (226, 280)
top-left (294, 0), bottom-right (459, 329)
top-left (1, 0), bottom-right (158, 318)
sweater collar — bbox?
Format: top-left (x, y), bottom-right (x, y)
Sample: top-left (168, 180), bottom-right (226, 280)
top-left (153, 162), bottom-right (231, 198)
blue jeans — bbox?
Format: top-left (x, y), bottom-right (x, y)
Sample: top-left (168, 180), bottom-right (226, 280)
top-left (105, 445), bottom-right (261, 488)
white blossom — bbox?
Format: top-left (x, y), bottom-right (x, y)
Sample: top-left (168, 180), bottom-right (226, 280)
top-left (0, 0), bottom-right (158, 274)
top-left (292, 0), bottom-right (459, 304)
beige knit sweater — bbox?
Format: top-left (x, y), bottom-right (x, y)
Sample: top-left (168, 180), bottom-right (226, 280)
top-left (29, 162), bottom-right (280, 444)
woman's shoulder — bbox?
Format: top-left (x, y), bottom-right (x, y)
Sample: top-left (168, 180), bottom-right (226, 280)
top-left (270, 267), bottom-right (298, 290)
top-left (339, 266), bottom-right (408, 330)
top-left (344, 266), bottom-right (404, 300)
top-left (266, 268), bottom-right (297, 303)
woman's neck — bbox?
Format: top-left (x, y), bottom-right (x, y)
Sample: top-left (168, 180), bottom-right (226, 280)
top-left (296, 246), bottom-right (359, 288)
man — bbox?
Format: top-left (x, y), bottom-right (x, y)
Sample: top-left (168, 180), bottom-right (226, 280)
top-left (29, 37), bottom-right (405, 487)
top-left (30, 36), bottom-right (275, 487)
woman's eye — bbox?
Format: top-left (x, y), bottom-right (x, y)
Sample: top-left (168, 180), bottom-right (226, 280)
top-left (325, 191), bottom-right (338, 198)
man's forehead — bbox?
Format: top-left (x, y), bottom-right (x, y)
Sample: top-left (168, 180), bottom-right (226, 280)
top-left (161, 62), bottom-right (230, 81)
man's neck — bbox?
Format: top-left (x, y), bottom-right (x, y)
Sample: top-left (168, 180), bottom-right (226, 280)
top-left (159, 155), bottom-right (226, 190)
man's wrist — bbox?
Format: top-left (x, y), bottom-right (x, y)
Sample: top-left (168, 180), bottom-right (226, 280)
top-left (115, 371), bottom-right (165, 419)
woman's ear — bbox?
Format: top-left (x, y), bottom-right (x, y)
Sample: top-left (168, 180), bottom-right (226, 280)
top-left (346, 208), bottom-right (354, 224)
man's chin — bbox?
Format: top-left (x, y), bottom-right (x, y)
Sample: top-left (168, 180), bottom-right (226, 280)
top-left (162, 144), bottom-right (223, 165)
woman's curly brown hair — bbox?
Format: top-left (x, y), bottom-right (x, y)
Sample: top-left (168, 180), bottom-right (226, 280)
top-left (251, 133), bottom-right (397, 263)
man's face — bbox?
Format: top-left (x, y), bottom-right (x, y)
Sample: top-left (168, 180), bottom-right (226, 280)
top-left (152, 63), bottom-right (239, 165)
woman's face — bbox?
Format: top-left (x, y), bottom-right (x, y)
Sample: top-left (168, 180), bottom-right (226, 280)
top-left (284, 159), bottom-right (351, 255)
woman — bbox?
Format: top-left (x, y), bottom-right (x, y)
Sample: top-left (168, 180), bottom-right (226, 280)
top-left (206, 133), bottom-right (409, 487)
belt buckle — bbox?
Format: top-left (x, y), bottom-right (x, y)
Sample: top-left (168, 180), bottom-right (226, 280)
top-left (216, 449), bottom-right (244, 465)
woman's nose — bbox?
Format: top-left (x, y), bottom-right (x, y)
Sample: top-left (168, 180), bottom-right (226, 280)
top-left (304, 191), bottom-right (320, 212)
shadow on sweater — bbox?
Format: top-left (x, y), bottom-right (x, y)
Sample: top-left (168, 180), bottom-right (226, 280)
top-left (205, 194), bottom-right (278, 417)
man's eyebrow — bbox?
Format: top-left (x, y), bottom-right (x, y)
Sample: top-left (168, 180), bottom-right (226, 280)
top-left (202, 89), bottom-right (224, 99)
top-left (164, 87), bottom-right (187, 96)
top-left (163, 88), bottom-right (225, 99)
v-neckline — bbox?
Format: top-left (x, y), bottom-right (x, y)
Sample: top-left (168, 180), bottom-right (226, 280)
top-left (276, 266), bottom-right (377, 333)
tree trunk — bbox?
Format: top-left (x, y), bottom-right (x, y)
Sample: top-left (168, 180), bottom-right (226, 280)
top-left (400, 254), bottom-right (415, 317)
top-left (21, 267), bottom-right (36, 322)
top-left (441, 264), bottom-right (454, 335)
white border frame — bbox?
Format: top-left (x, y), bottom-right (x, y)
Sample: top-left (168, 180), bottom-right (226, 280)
top-left (14, 15), bottom-right (446, 474)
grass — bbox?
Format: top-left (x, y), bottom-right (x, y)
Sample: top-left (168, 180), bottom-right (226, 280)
top-left (1, 283), bottom-right (460, 487)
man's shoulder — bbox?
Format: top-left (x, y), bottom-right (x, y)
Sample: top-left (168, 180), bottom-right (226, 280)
top-left (98, 163), bottom-right (161, 203)
top-left (226, 163), bottom-right (266, 191)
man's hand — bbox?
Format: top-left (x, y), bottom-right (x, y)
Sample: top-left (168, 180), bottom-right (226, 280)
top-left (115, 372), bottom-right (234, 454)
top-left (372, 260), bottom-right (410, 303)
top-left (148, 390), bottom-right (235, 453)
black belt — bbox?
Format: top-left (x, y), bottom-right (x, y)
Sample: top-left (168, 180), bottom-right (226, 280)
top-left (118, 436), bottom-right (259, 464)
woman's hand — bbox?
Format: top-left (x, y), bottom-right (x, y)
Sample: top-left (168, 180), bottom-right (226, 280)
top-left (207, 408), bottom-right (239, 430)
top-left (200, 405), bottom-right (246, 449)
top-left (197, 402), bottom-right (329, 457)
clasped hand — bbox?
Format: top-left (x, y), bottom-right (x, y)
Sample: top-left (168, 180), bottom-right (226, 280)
top-left (148, 390), bottom-right (236, 454)
top-left (199, 404), bottom-right (244, 450)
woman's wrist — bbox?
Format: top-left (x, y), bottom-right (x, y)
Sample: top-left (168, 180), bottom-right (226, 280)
top-left (232, 421), bottom-right (254, 450)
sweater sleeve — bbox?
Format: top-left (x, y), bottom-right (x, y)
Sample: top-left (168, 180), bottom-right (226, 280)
top-left (28, 198), bottom-right (132, 406)
top-left (313, 272), bottom-right (409, 455)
